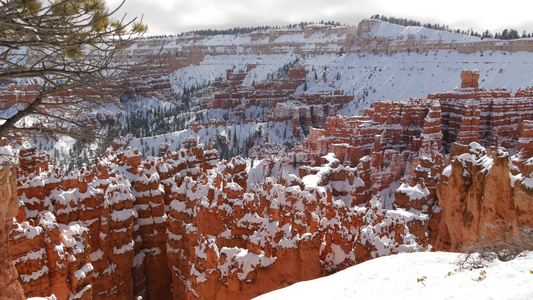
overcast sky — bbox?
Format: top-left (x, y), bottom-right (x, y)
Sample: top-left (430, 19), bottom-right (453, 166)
top-left (108, 0), bottom-right (533, 36)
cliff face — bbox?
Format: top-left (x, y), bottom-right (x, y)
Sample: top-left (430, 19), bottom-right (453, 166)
top-left (124, 19), bottom-right (533, 81)
top-left (165, 152), bottom-right (428, 299)
top-left (436, 143), bottom-right (533, 251)
top-left (114, 19), bottom-right (533, 105)
top-left (196, 67), bottom-right (352, 132)
top-left (10, 145), bottom-right (172, 300)
top-left (304, 71), bottom-right (533, 168)
top-left (0, 139), bottom-right (25, 300)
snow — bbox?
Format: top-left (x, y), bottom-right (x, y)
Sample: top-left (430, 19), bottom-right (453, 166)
top-left (142, 247), bottom-right (162, 256)
top-left (10, 221), bottom-right (43, 241)
top-left (277, 235), bottom-right (298, 249)
top-left (219, 229), bottom-right (232, 239)
top-left (12, 248), bottom-right (46, 264)
top-left (0, 143), bottom-right (15, 170)
top-left (396, 183), bottom-right (430, 200)
top-left (369, 20), bottom-right (482, 43)
top-left (301, 154), bottom-right (338, 188)
top-left (190, 265), bottom-right (207, 283)
top-left (110, 209), bottom-right (136, 222)
top-left (20, 265), bottom-right (49, 283)
top-left (219, 247), bottom-right (277, 280)
top-left (27, 296), bottom-right (57, 300)
top-left (522, 177), bottom-right (533, 189)
top-left (133, 251), bottom-right (146, 268)
top-left (70, 284), bottom-right (92, 300)
top-left (112, 240), bottom-right (134, 255)
top-left (225, 182), bottom-right (243, 192)
top-left (324, 243), bottom-right (353, 265)
top-left (74, 263), bottom-right (94, 281)
top-left (60, 224), bottom-right (88, 257)
top-left (379, 180), bottom-right (402, 209)
top-left (246, 159), bottom-right (266, 188)
top-left (90, 249), bottom-right (105, 262)
top-left (38, 211), bottom-right (58, 230)
top-left (442, 165), bottom-right (452, 177)
top-left (255, 251), bottom-right (533, 300)
top-left (50, 187), bottom-right (103, 216)
top-left (194, 242), bottom-right (208, 260)
top-left (478, 154), bottom-right (494, 174)
top-left (102, 263), bottom-right (116, 276)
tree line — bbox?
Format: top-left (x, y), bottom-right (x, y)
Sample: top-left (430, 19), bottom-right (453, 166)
top-left (143, 20), bottom-right (346, 39)
top-left (370, 14), bottom-right (533, 40)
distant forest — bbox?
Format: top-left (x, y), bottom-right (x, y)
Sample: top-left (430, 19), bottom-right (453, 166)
top-left (185, 21), bottom-right (343, 37)
top-left (370, 14), bottom-right (532, 40)
top-left (144, 16), bottom-right (532, 40)
top-left (145, 21), bottom-right (344, 39)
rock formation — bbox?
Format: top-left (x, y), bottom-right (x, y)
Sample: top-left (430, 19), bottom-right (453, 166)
top-left (5, 135), bottom-right (429, 300)
top-left (435, 143), bottom-right (533, 251)
top-left (197, 66), bottom-right (352, 132)
top-left (0, 138), bottom-right (25, 300)
top-left (297, 70), bottom-right (533, 249)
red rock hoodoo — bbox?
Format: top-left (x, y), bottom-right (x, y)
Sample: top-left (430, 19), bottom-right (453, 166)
top-left (7, 138), bottom-right (429, 300)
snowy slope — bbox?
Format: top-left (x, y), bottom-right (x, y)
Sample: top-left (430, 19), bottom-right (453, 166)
top-left (254, 251), bottom-right (533, 300)
top-left (169, 53), bottom-right (301, 92)
top-left (369, 21), bottom-right (482, 42)
top-left (305, 51), bottom-right (533, 116)
top-left (168, 51), bottom-right (533, 117)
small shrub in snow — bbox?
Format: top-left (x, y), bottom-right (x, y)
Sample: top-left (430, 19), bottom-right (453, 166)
top-left (475, 270), bottom-right (487, 282)
top-left (417, 275), bottom-right (427, 287)
top-left (458, 222), bottom-right (533, 270)
top-left (446, 270), bottom-right (454, 277)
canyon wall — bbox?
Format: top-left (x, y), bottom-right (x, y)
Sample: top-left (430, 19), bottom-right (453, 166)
top-left (198, 66), bottom-right (352, 132)
top-left (3, 71), bottom-right (533, 299)
top-left (355, 19), bottom-right (533, 55)
top-left (124, 19), bottom-right (533, 72)
top-left (87, 18), bottom-right (533, 104)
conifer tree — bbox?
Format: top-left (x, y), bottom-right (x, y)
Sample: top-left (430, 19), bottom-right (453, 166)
top-left (0, 0), bottom-right (148, 140)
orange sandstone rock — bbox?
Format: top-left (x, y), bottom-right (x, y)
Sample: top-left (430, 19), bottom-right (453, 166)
top-left (0, 139), bottom-right (25, 300)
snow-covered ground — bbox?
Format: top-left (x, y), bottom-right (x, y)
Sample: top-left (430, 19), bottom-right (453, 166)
top-left (254, 251), bottom-right (533, 300)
